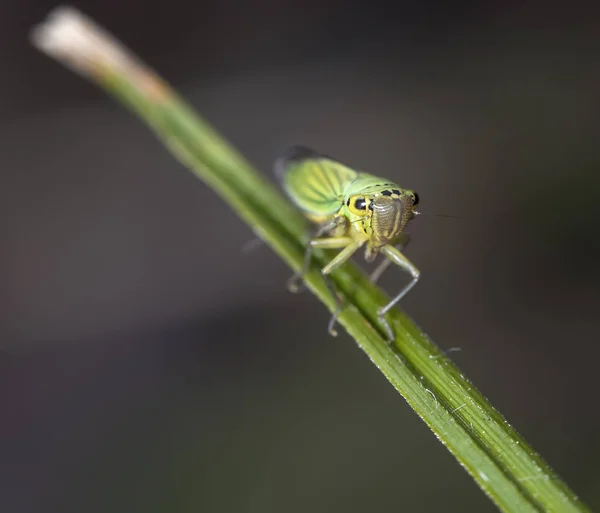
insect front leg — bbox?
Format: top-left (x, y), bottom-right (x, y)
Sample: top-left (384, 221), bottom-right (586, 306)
top-left (377, 244), bottom-right (420, 341)
top-left (287, 217), bottom-right (346, 293)
top-left (369, 233), bottom-right (411, 285)
top-left (318, 240), bottom-right (363, 336)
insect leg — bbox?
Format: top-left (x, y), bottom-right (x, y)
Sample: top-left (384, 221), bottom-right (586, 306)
top-left (287, 218), bottom-right (345, 293)
top-left (377, 245), bottom-right (420, 341)
top-left (241, 236), bottom-right (265, 254)
top-left (318, 240), bottom-right (363, 336)
top-left (295, 237), bottom-right (355, 301)
top-left (369, 233), bottom-right (411, 285)
top-left (369, 258), bottom-right (392, 286)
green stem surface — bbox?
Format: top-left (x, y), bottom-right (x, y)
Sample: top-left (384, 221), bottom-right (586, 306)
top-left (31, 9), bottom-right (590, 513)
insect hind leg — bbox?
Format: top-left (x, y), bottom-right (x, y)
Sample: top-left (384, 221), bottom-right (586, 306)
top-left (287, 240), bottom-right (314, 293)
top-left (322, 273), bottom-right (343, 337)
top-left (289, 236), bottom-right (361, 337)
top-left (287, 217), bottom-right (346, 293)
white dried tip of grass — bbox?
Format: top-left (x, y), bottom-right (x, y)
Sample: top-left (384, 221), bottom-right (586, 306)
top-left (30, 6), bottom-right (137, 77)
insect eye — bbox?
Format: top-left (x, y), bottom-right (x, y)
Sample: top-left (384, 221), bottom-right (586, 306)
top-left (354, 198), bottom-right (367, 210)
top-left (412, 192), bottom-right (419, 205)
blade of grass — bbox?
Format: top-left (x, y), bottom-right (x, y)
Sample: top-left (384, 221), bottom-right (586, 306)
top-left (30, 7), bottom-right (590, 513)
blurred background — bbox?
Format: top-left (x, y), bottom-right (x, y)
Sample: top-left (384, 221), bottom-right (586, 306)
top-left (2, 1), bottom-right (599, 512)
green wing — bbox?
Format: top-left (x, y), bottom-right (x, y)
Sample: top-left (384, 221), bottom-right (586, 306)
top-left (274, 146), bottom-right (358, 216)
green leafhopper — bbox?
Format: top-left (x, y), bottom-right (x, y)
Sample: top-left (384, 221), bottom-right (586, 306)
top-left (275, 146), bottom-right (420, 341)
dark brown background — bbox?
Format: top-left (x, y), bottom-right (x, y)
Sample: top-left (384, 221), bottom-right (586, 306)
top-left (2, 1), bottom-right (599, 512)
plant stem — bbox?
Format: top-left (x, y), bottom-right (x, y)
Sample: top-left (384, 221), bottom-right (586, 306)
top-left (30, 7), bottom-right (590, 512)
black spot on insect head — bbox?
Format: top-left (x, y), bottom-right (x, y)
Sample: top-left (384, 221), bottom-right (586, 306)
top-left (381, 190), bottom-right (392, 197)
top-left (368, 201), bottom-right (373, 211)
top-left (354, 198), bottom-right (367, 210)
top-left (392, 189), bottom-right (401, 196)
top-left (413, 192), bottom-right (419, 205)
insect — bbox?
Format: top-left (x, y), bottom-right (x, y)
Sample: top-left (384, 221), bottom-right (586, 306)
top-left (275, 145), bottom-right (420, 341)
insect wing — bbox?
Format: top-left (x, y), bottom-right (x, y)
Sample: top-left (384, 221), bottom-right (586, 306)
top-left (275, 146), bottom-right (358, 216)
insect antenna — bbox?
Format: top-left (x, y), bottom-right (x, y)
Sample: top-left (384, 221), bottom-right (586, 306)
top-left (414, 211), bottom-right (460, 220)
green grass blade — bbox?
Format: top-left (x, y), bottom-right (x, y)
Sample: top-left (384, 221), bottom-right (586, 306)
top-left (30, 7), bottom-right (590, 513)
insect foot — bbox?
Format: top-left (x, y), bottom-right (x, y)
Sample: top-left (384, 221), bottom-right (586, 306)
top-left (286, 274), bottom-right (305, 293)
top-left (327, 318), bottom-right (339, 337)
top-left (377, 308), bottom-right (395, 343)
